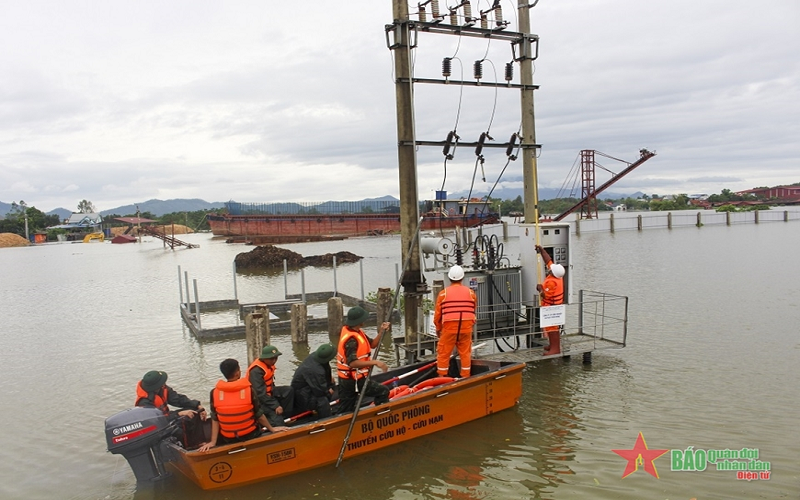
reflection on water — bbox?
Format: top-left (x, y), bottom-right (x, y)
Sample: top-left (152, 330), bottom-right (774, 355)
top-left (2, 218), bottom-right (799, 499)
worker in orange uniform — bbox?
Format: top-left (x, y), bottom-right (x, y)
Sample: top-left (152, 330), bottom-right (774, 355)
top-left (535, 245), bottom-right (565, 355)
top-left (434, 265), bottom-right (477, 378)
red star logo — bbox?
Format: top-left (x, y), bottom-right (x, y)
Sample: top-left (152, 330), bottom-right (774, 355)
top-left (612, 432), bottom-right (669, 478)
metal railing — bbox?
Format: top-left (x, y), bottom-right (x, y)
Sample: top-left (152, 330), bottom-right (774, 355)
top-left (402, 289), bottom-right (628, 360)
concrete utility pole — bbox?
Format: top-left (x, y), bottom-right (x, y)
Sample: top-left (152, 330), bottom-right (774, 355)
top-left (392, 0), bottom-right (424, 344)
top-left (517, 1), bottom-right (539, 224)
top-left (388, 0), bottom-right (539, 345)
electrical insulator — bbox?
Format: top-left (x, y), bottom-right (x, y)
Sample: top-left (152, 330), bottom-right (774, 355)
top-left (463, 1), bottom-right (472, 23)
top-left (505, 62), bottom-right (513, 82)
top-left (474, 60), bottom-right (483, 80)
top-left (450, 10), bottom-right (457, 25)
top-left (495, 6), bottom-right (503, 26)
top-left (431, 0), bottom-right (440, 18)
top-left (455, 245), bottom-right (463, 266)
top-left (442, 57), bottom-right (452, 78)
top-left (419, 5), bottom-right (426, 22)
top-left (506, 132), bottom-right (519, 157)
top-left (480, 13), bottom-right (488, 29)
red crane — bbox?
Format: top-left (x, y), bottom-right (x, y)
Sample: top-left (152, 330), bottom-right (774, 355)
top-left (553, 148), bottom-right (656, 222)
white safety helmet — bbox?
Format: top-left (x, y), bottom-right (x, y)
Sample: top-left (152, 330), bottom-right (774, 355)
top-left (550, 264), bottom-right (566, 278)
top-left (448, 265), bottom-right (465, 281)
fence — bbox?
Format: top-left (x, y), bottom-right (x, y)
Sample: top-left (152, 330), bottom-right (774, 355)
top-left (574, 209), bottom-right (797, 235)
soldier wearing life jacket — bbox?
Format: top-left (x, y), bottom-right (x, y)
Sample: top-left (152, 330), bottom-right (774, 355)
top-left (535, 245), bottom-right (565, 356)
top-left (433, 265), bottom-right (477, 377)
top-left (247, 345), bottom-right (296, 427)
top-left (336, 306), bottom-right (390, 413)
top-left (135, 370), bottom-right (208, 448)
top-left (198, 358), bottom-right (289, 453)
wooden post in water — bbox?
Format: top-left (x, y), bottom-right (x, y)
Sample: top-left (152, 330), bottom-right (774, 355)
top-left (785, 210), bottom-right (789, 222)
top-left (696, 212), bottom-right (702, 227)
top-left (327, 296), bottom-right (343, 344)
top-left (754, 210), bottom-right (760, 224)
top-left (667, 212), bottom-right (673, 229)
top-left (376, 288), bottom-right (393, 332)
top-left (637, 214), bottom-right (643, 231)
top-left (502, 221), bottom-right (508, 241)
top-left (575, 216), bottom-right (580, 236)
top-left (291, 303), bottom-right (308, 344)
top-left (726, 211), bottom-right (731, 226)
top-left (246, 306), bottom-right (270, 365)
top-left (609, 213), bottom-right (615, 233)
top-left (192, 279), bottom-right (201, 329)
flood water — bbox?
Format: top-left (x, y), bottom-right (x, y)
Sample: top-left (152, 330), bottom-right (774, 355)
top-left (1, 213), bottom-right (798, 500)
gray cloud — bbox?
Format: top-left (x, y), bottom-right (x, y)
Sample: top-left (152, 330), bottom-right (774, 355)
top-left (1, 0), bottom-right (798, 212)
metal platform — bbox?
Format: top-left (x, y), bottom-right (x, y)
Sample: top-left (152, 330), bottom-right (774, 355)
top-left (479, 334), bottom-right (624, 363)
top-left (393, 290), bottom-right (628, 365)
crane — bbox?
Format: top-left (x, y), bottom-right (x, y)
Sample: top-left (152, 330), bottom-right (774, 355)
top-left (553, 148), bottom-right (656, 222)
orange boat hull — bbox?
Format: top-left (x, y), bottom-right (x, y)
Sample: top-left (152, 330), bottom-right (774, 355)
top-left (165, 360), bottom-right (523, 490)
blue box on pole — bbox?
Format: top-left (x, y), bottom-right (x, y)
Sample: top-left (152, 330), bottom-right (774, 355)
top-left (435, 190), bottom-right (447, 201)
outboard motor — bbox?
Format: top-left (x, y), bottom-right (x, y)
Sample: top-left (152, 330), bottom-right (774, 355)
top-left (105, 407), bottom-right (177, 483)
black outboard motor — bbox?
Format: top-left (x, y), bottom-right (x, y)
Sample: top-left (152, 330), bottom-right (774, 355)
top-left (105, 407), bottom-right (176, 483)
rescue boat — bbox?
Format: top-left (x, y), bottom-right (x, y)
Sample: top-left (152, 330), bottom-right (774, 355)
top-left (105, 358), bottom-right (523, 491)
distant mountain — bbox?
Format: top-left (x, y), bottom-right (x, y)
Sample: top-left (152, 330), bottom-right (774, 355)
top-left (47, 208), bottom-right (73, 221)
top-left (0, 201), bottom-right (11, 217)
top-left (100, 199), bottom-right (225, 217)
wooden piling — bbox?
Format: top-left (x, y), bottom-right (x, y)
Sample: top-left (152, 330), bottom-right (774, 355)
top-left (726, 211), bottom-right (731, 226)
top-left (609, 213), bottom-right (615, 233)
top-left (575, 216), bottom-right (580, 236)
top-left (291, 302), bottom-right (308, 344)
top-left (502, 221), bottom-right (508, 241)
top-left (754, 210), bottom-right (760, 224)
top-left (327, 296), bottom-right (343, 344)
top-left (246, 306), bottom-right (270, 365)
top-left (376, 288), bottom-right (393, 330)
top-left (696, 212), bottom-right (702, 227)
top-left (432, 280), bottom-right (444, 302)
top-left (667, 212), bottom-right (673, 229)
top-left (637, 214), bottom-right (643, 231)
top-left (785, 210), bottom-right (789, 222)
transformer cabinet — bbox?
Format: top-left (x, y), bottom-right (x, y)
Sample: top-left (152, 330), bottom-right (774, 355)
top-left (519, 222), bottom-right (572, 305)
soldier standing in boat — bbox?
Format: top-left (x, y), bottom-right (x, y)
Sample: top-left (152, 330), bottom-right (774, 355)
top-left (535, 244), bottom-right (565, 355)
top-left (247, 345), bottom-right (296, 427)
top-left (434, 265), bottom-right (477, 378)
top-left (336, 306), bottom-right (390, 413)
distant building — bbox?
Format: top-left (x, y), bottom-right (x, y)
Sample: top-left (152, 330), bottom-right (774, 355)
top-left (736, 185), bottom-right (800, 199)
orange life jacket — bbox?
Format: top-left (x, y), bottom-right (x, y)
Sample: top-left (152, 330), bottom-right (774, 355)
top-left (541, 262), bottom-right (564, 306)
top-left (336, 326), bottom-right (371, 380)
top-left (246, 358), bottom-right (275, 396)
top-left (212, 378), bottom-right (257, 439)
top-left (135, 382), bottom-right (169, 416)
top-left (438, 284), bottom-right (477, 322)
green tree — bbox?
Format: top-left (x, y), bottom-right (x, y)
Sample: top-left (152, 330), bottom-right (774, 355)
top-left (77, 199), bottom-right (97, 213)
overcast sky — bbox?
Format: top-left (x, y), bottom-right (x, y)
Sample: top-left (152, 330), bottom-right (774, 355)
top-left (1, 0), bottom-right (798, 212)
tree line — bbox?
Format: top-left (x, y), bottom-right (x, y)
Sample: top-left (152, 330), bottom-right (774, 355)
top-left (0, 198), bottom-right (216, 240)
